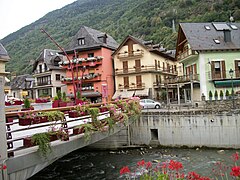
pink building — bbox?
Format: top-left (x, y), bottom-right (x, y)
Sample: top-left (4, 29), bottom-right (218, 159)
top-left (60, 26), bottom-right (118, 103)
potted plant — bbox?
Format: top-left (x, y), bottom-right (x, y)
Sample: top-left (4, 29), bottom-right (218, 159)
top-left (225, 90), bottom-right (230, 100)
top-left (18, 111), bottom-right (36, 126)
top-left (209, 90), bottom-right (213, 101)
top-left (43, 111), bottom-right (65, 122)
top-left (24, 132), bottom-right (51, 157)
top-left (73, 123), bottom-right (96, 141)
top-left (220, 90), bottom-right (224, 100)
top-left (214, 90), bottom-right (218, 100)
top-left (21, 98), bottom-right (34, 111)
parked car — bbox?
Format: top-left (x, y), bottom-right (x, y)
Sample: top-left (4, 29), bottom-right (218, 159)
top-left (140, 99), bottom-right (161, 109)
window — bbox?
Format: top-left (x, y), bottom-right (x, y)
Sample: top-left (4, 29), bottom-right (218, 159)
top-left (213, 39), bottom-right (220, 44)
top-left (44, 63), bottom-right (47, 71)
top-left (39, 64), bottom-right (42, 73)
top-left (136, 75), bottom-right (142, 88)
top-left (123, 61), bottom-right (128, 73)
top-left (56, 74), bottom-right (61, 81)
top-left (204, 25), bottom-right (211, 30)
top-left (214, 62), bottom-right (220, 71)
top-left (78, 38), bottom-right (85, 45)
top-left (123, 77), bottom-right (129, 88)
top-left (88, 53), bottom-right (94, 57)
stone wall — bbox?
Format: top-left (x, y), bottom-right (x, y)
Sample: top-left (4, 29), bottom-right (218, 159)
top-left (130, 112), bottom-right (240, 148)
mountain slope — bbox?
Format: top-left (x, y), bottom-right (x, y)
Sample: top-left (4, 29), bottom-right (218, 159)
top-left (1, 0), bottom-right (239, 75)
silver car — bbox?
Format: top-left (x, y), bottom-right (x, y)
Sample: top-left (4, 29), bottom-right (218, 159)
top-left (140, 99), bottom-right (161, 109)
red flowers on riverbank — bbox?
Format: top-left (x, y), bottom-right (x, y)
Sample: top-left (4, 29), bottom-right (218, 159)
top-left (120, 152), bottom-right (240, 179)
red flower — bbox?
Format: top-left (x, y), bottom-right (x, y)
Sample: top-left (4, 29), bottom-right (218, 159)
top-left (145, 161), bottom-right (152, 169)
top-left (120, 166), bottom-right (131, 175)
top-left (230, 166), bottom-right (240, 177)
top-left (168, 160), bottom-right (183, 171)
top-left (231, 152), bottom-right (239, 162)
top-left (137, 160), bottom-right (145, 167)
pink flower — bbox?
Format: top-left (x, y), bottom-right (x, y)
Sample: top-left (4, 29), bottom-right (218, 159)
top-left (145, 161), bottom-right (152, 169)
top-left (231, 152), bottom-right (239, 162)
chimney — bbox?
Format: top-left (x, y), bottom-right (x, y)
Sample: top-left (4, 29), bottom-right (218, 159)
top-left (223, 29), bottom-right (231, 42)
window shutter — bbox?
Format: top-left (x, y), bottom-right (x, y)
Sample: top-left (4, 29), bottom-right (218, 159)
top-left (211, 62), bottom-right (215, 79)
top-left (193, 64), bottom-right (197, 74)
top-left (221, 61), bottom-right (226, 78)
top-left (235, 60), bottom-right (239, 77)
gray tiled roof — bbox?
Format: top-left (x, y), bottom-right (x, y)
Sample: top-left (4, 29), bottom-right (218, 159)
top-left (66, 26), bottom-right (118, 51)
top-left (33, 49), bottom-right (63, 72)
top-left (180, 22), bottom-right (240, 51)
top-left (0, 43), bottom-right (10, 60)
top-left (10, 74), bottom-right (34, 90)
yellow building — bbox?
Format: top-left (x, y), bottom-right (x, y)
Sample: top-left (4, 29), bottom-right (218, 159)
top-left (112, 35), bottom-right (181, 101)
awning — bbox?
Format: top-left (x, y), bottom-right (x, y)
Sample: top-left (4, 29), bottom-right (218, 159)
top-left (81, 91), bottom-right (101, 98)
top-left (214, 80), bottom-right (240, 87)
top-left (134, 88), bottom-right (149, 97)
top-left (112, 90), bottom-right (135, 99)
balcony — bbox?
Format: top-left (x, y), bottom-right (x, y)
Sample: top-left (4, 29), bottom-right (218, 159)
top-left (163, 74), bottom-right (200, 84)
top-left (36, 80), bottom-right (52, 86)
top-left (153, 82), bottom-right (164, 88)
top-left (117, 50), bottom-right (144, 59)
top-left (115, 66), bottom-right (178, 75)
top-left (33, 70), bottom-right (51, 76)
top-left (61, 73), bottom-right (101, 84)
top-left (177, 49), bottom-right (198, 62)
top-left (118, 83), bottom-right (145, 90)
top-left (59, 56), bottom-right (103, 69)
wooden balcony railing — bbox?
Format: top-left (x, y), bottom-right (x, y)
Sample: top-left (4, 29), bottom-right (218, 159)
top-left (177, 49), bottom-right (197, 61)
top-left (115, 66), bottom-right (178, 75)
top-left (118, 83), bottom-right (145, 90)
top-left (117, 50), bottom-right (144, 59)
top-left (62, 74), bottom-right (101, 84)
top-left (163, 74), bottom-right (200, 84)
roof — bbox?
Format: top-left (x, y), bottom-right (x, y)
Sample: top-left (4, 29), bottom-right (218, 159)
top-left (113, 35), bottom-right (175, 61)
top-left (32, 49), bottom-right (64, 72)
top-left (179, 22), bottom-right (240, 51)
top-left (0, 43), bottom-right (10, 60)
top-left (66, 26), bottom-right (118, 52)
top-left (10, 74), bottom-right (35, 90)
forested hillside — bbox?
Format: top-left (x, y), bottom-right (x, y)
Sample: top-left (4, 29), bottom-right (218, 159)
top-left (1, 0), bottom-right (240, 75)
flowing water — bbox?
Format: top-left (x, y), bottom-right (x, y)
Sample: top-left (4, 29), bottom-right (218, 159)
top-left (29, 147), bottom-right (239, 180)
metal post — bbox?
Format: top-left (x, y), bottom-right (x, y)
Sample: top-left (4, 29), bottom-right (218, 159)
top-left (80, 66), bottom-right (86, 99)
top-left (41, 29), bottom-right (77, 103)
top-left (229, 69), bottom-right (235, 109)
top-left (0, 76), bottom-right (8, 180)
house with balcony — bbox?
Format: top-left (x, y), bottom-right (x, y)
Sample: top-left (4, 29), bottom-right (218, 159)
top-left (10, 74), bottom-right (35, 99)
top-left (112, 35), bottom-right (181, 101)
top-left (174, 22), bottom-right (240, 102)
top-left (32, 49), bottom-right (66, 98)
top-left (59, 26), bottom-right (118, 103)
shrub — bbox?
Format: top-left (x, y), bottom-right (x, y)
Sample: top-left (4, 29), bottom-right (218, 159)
top-left (226, 90), bottom-right (230, 97)
top-left (220, 90), bottom-right (224, 97)
top-left (23, 98), bottom-right (31, 109)
top-left (209, 90), bottom-right (213, 98)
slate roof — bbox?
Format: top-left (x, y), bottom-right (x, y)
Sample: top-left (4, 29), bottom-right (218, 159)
top-left (0, 43), bottom-right (10, 60)
top-left (33, 49), bottom-right (64, 72)
top-left (10, 74), bottom-right (35, 90)
top-left (66, 26), bottom-right (118, 52)
top-left (180, 22), bottom-right (240, 51)
top-left (113, 35), bottom-right (175, 60)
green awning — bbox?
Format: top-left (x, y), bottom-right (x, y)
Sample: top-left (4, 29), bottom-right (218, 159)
top-left (214, 80), bottom-right (240, 87)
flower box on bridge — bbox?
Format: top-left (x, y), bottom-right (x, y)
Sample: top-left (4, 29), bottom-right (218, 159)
top-left (19, 116), bottom-right (48, 126)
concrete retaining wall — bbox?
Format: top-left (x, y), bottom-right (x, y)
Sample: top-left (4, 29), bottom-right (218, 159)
top-left (92, 112), bottom-right (240, 149)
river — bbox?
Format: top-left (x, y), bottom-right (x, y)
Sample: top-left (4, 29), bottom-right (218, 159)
top-left (29, 147), bottom-right (239, 179)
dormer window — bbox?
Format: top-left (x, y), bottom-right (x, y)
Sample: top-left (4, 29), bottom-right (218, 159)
top-left (78, 38), bottom-right (85, 45)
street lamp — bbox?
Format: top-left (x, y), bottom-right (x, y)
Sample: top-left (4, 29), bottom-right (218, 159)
top-left (229, 68), bottom-right (235, 109)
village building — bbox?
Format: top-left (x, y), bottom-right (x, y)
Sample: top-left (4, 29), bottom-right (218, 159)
top-left (170, 22), bottom-right (240, 104)
top-left (32, 49), bottom-right (66, 98)
top-left (59, 26), bottom-right (118, 103)
top-left (112, 35), bottom-right (181, 101)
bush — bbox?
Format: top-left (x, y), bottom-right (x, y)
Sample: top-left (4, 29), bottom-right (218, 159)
top-left (220, 90), bottom-right (223, 97)
top-left (57, 90), bottom-right (62, 100)
top-left (209, 90), bottom-right (213, 98)
top-left (226, 90), bottom-right (229, 97)
top-left (23, 98), bottom-right (31, 108)
top-left (214, 90), bottom-right (218, 97)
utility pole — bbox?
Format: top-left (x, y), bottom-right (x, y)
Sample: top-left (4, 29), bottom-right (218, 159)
top-left (40, 28), bottom-right (77, 102)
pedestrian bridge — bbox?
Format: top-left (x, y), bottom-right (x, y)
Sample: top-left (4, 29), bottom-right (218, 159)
top-left (3, 103), bottom-right (136, 180)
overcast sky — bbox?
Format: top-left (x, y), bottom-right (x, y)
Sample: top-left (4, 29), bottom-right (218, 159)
top-left (0, 0), bottom-right (76, 39)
